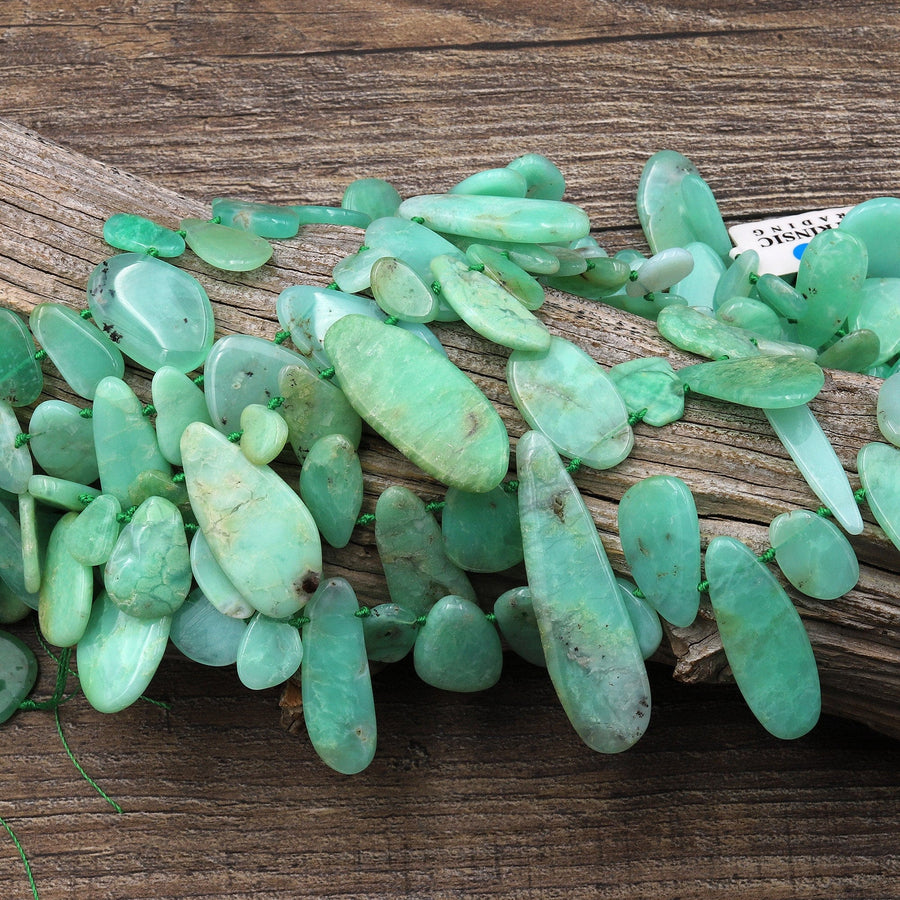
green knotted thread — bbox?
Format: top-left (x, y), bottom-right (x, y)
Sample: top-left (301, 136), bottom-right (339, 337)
top-left (183, 522), bottom-right (199, 534)
top-left (501, 479), bottom-right (520, 494)
top-left (287, 614), bottom-right (312, 629)
top-left (356, 512), bottom-right (376, 526)
top-left (424, 500), bottom-right (445, 514)
top-left (468, 263), bottom-right (485, 272)
top-left (14, 432), bottom-right (31, 447)
top-left (384, 316), bottom-right (399, 326)
top-left (319, 366), bottom-right (336, 380)
top-left (272, 330), bottom-right (291, 345)
top-left (411, 216), bottom-right (425, 224)
top-left (34, 349), bottom-right (47, 362)
top-left (192, 374), bottom-right (205, 387)
top-left (757, 547), bottom-right (777, 564)
top-left (80, 308), bottom-right (93, 319)
top-left (172, 472), bottom-right (186, 483)
top-left (142, 404), bottom-right (156, 417)
top-left (0, 815), bottom-right (39, 900)
top-left (266, 396), bottom-right (284, 410)
top-left (565, 457), bottom-right (583, 475)
top-left (353, 607), bottom-right (371, 618)
top-left (627, 408), bottom-right (648, 426)
top-left (78, 493), bottom-right (95, 506)
top-left (430, 281), bottom-right (441, 295)
top-left (227, 430), bottom-right (244, 443)
top-left (116, 505), bottom-right (137, 524)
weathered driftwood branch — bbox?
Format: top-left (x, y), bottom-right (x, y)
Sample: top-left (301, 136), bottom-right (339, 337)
top-left (1, 119), bottom-right (897, 739)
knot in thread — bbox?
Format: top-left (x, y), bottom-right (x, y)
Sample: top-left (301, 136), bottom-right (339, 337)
top-left (430, 280), bottom-right (441, 295)
top-left (227, 430), bottom-right (244, 443)
top-left (565, 457), bottom-right (583, 475)
top-left (192, 374), bottom-right (205, 387)
top-left (757, 547), bottom-right (777, 563)
top-left (628, 269), bottom-right (640, 282)
top-left (77, 493), bottom-right (95, 506)
top-left (267, 396), bottom-right (285, 410)
top-left (14, 433), bottom-right (31, 448)
top-left (383, 316), bottom-right (399, 326)
top-left (501, 479), bottom-right (520, 494)
top-left (116, 506), bottom-right (138, 524)
top-left (319, 366), bottom-right (336, 380)
top-left (272, 330), bottom-right (291, 345)
top-left (853, 487), bottom-right (867, 504)
top-left (468, 263), bottom-right (485, 272)
top-left (33, 349), bottom-right (47, 362)
top-left (145, 246), bottom-right (160, 257)
top-left (415, 614), bottom-right (428, 627)
top-left (696, 579), bottom-right (710, 594)
top-left (354, 607), bottom-right (372, 618)
top-left (142, 404), bottom-right (156, 417)
top-left (356, 512), bottom-right (376, 527)
top-left (80, 308), bottom-right (93, 319)
top-left (410, 216), bottom-right (425, 224)
top-left (172, 472), bottom-right (186, 483)
top-left (424, 500), bottom-right (445, 514)
top-left (627, 408), bottom-right (648, 426)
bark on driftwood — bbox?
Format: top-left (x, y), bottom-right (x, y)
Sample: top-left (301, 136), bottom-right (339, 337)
top-left (1, 118), bottom-right (897, 738)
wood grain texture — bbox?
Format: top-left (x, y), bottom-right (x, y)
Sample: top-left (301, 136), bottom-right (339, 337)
top-left (0, 2), bottom-right (899, 897)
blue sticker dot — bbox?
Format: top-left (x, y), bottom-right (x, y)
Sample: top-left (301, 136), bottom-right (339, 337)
top-left (793, 243), bottom-right (809, 260)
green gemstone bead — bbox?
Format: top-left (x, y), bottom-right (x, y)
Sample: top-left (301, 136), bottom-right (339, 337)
top-left (0, 308), bottom-right (42, 407)
top-left (839, 196), bottom-right (900, 277)
top-left (705, 535), bottom-right (821, 740)
top-left (876, 372), bottom-right (900, 447)
top-left (0, 585), bottom-right (30, 625)
top-left (816, 329), bottom-right (881, 373)
top-left (492, 587), bottom-right (545, 667)
top-left (441, 485), bottom-right (523, 573)
top-left (850, 278), bottom-right (900, 365)
top-left (370, 256), bottom-right (439, 323)
top-left (302, 577), bottom-right (377, 775)
top-left (239, 403), bottom-right (288, 466)
top-left (18, 493), bottom-right (39, 594)
top-left (211, 198), bottom-right (300, 238)
top-left (713, 251), bottom-right (759, 309)
top-left (362, 603), bottom-right (418, 663)
top-left (189, 528), bottom-right (254, 619)
top-left (717, 296), bottom-right (783, 341)
top-left (857, 442), bottom-right (900, 553)
top-left (0, 629), bottom-right (38, 724)
top-left (615, 578), bottom-right (664, 661)
top-left (341, 177), bottom-right (402, 220)
top-left (0, 502), bottom-right (39, 609)
top-left (66, 493), bottom-right (121, 566)
top-left (505, 153), bottom-right (565, 201)
top-left (38, 512), bottom-right (93, 647)
top-left (657, 305), bottom-right (760, 360)
top-left (608, 357), bottom-right (684, 427)
top-left (454, 237), bottom-right (560, 275)
top-left (28, 400), bottom-right (99, 484)
top-left (170, 587), bottom-right (248, 667)
top-left (449, 167), bottom-right (527, 198)
top-left (238, 612), bottom-right (304, 688)
top-left (507, 335), bottom-right (633, 469)
top-left (543, 245), bottom-right (588, 277)
top-left (627, 248), bottom-right (694, 297)
top-left (332, 245), bottom-right (391, 294)
top-left (181, 218), bottom-right (273, 271)
top-left (151, 366), bottom-right (213, 467)
top-left (291, 205), bottom-right (371, 229)
top-left (0, 398), bottom-right (33, 493)
top-left (103, 213), bottom-right (185, 257)
top-left (464, 243), bottom-right (545, 310)
top-left (27, 474), bottom-right (99, 511)
top-left (414, 594), bottom-right (503, 692)
top-left (680, 175), bottom-right (732, 261)
top-left (756, 273), bottom-right (808, 319)
top-left (128, 468), bottom-right (190, 510)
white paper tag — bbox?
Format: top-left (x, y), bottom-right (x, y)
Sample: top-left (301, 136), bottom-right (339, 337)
top-left (728, 206), bottom-right (852, 277)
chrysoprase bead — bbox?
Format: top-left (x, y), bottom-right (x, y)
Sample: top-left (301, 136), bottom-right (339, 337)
top-left (753, 334), bottom-right (818, 361)
top-left (189, 528), bottom-right (254, 619)
top-left (713, 250), bottom-right (759, 309)
top-left (66, 493), bottom-right (121, 566)
top-left (128, 468), bottom-right (189, 510)
top-left (569, 236), bottom-right (607, 259)
top-left (817, 329), bottom-right (880, 373)
top-left (441, 485), bottom-right (523, 573)
top-left (657, 305), bottom-right (759, 360)
top-left (717, 296), bottom-right (783, 341)
top-left (756, 273), bottom-right (808, 320)
top-left (332, 245), bottom-right (391, 294)
top-left (18, 493), bottom-right (40, 594)
top-left (103, 213), bottom-right (186, 257)
top-left (507, 335), bottom-right (633, 469)
top-left (465, 244), bottom-right (545, 310)
top-left (616, 578), bottom-right (664, 661)
top-left (370, 256), bottom-right (439, 323)
top-left (278, 364), bottom-right (362, 464)
top-left (30, 303), bottom-right (125, 400)
top-left (517, 430), bottom-right (650, 753)
top-left (93, 376), bottom-right (171, 504)
top-left (450, 167), bottom-right (527, 197)
top-left (77, 591), bottom-right (171, 714)
top-left (170, 587), bottom-right (248, 667)
top-left (626, 248), bottom-right (694, 297)
top-left (794, 229), bottom-right (867, 349)
top-left (298, 433), bottom-right (362, 549)
top-left (857, 442), bottom-right (900, 552)
top-left (399, 194), bottom-right (590, 243)
top-left (608, 357), bottom-right (685, 426)
top-left (0, 308), bottom-right (42, 408)
top-left (27, 400), bottom-right (98, 484)
top-left (543, 245), bottom-right (587, 277)
top-left (87, 253), bottom-right (214, 372)
top-left (505, 153), bottom-right (565, 201)
top-left (104, 496), bottom-right (191, 619)
top-left (211, 198), bottom-right (300, 238)
top-left (414, 594), bottom-right (503, 692)
top-left (341, 177), bottom-right (402, 220)
top-left (492, 586), bottom-right (545, 667)
top-left (431, 254), bottom-right (551, 351)
top-left (236, 611), bottom-right (300, 686)
top-left (181, 217), bottom-right (272, 271)
top-left (763, 404), bottom-right (863, 535)
top-left (181, 422), bottom-right (322, 619)
top-left (239, 403), bottom-right (288, 465)
top-left (455, 237), bottom-right (560, 275)
top-left (0, 502), bottom-right (39, 610)
top-left (679, 356), bottom-right (824, 408)
top-left (362, 603), bottom-right (419, 663)
top-left (850, 278), bottom-right (900, 365)
top-left (291, 205), bottom-right (371, 228)
top-left (151, 366), bottom-right (213, 466)
top-left (680, 173), bottom-right (732, 261)
top-left (618, 476), bottom-right (701, 627)
top-left (203, 333), bottom-right (308, 434)
top-left (375, 485), bottom-right (475, 617)
top-left (877, 372), bottom-right (900, 447)
top-left (705, 535), bottom-right (820, 739)
top-left (769, 510), bottom-right (859, 600)
top-left (27, 475), bottom-right (99, 511)
top-left (326, 315), bottom-right (509, 492)
top-left (302, 577), bottom-right (377, 775)
top-left (38, 512), bottom-right (92, 647)
top-left (0, 629), bottom-right (38, 724)
top-left (0, 584), bottom-right (30, 624)
top-left (839, 196), bottom-right (900, 277)
top-left (0, 399), bottom-right (33, 493)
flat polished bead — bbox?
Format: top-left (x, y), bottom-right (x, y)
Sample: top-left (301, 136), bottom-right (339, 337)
top-left (816, 329), bottom-right (881, 373)
top-left (87, 253), bottom-right (214, 372)
top-left (678, 356), bottom-right (824, 408)
top-left (450, 167), bottom-right (527, 197)
top-left (413, 594), bottom-right (503, 692)
top-left (441, 485), bottom-right (523, 573)
top-left (181, 422), bottom-right (322, 619)
top-left (66, 493), bottom-right (121, 566)
top-left (211, 198), bottom-right (300, 238)
top-left (756, 273), bottom-right (808, 319)
top-left (465, 243), bottom-right (545, 310)
top-left (877, 372), bottom-right (900, 447)
top-left (608, 357), bottom-right (685, 426)
top-left (341, 178), bottom-right (402, 220)
top-left (657, 304), bottom-right (760, 360)
top-left (839, 196), bottom-right (900, 277)
top-left (542, 245), bottom-right (587, 277)
top-left (181, 218), bottom-right (273, 271)
top-left (680, 174), bottom-right (732, 260)
top-left (507, 335), bottom-right (633, 469)
top-left (0, 584), bottom-right (30, 624)
top-left (505, 153), bottom-right (566, 201)
top-left (717, 296), bottom-right (783, 341)
top-left (492, 586), bottom-right (545, 667)
top-left (239, 403), bottom-right (288, 465)
top-left (0, 503), bottom-right (37, 609)
top-left (770, 510), bottom-right (859, 600)
top-left (0, 308), bottom-right (42, 408)
top-left (170, 587), bottom-right (247, 666)
top-left (18, 493), bottom-right (40, 594)
top-left (618, 476), bottom-right (701, 627)
top-left (77, 591), bottom-right (171, 714)
top-left (189, 528), bottom-right (255, 619)
top-left (454, 237), bottom-right (561, 275)
top-left (0, 629), bottom-right (38, 724)
top-left (326, 315), bottom-right (509, 492)
top-left (0, 399), bottom-right (33, 493)
top-left (291, 205), bottom-right (371, 228)
top-left (857, 442), bottom-right (900, 552)
top-left (332, 245), bottom-right (391, 294)
top-left (850, 278), bottom-right (900, 365)
top-left (103, 213), bottom-right (185, 257)
top-left (362, 603), bottom-right (418, 663)
top-left (28, 400), bottom-right (99, 484)
top-left (517, 430), bottom-right (650, 753)
top-left (128, 468), bottom-right (189, 510)
top-left (616, 578), bottom-right (664, 660)
top-left (626, 248), bottom-right (694, 297)
top-left (713, 250), bottom-right (759, 309)
top-left (27, 475), bottom-right (99, 511)
top-left (705, 536), bottom-right (821, 739)
top-left (370, 256), bottom-right (439, 323)
top-left (302, 577), bottom-right (377, 775)
top-left (236, 613), bottom-right (303, 689)
top-left (375, 485), bottom-right (475, 617)
top-left (38, 512), bottom-right (93, 647)
top-left (151, 366), bottom-right (213, 466)
top-left (398, 194), bottom-right (590, 243)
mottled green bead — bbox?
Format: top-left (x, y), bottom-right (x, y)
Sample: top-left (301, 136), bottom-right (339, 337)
top-left (615, 578), bottom-right (664, 661)
top-left (236, 613), bottom-right (303, 690)
top-left (341, 177), bottom-right (402, 220)
top-left (505, 153), bottom-right (565, 201)
top-left (128, 468), bottom-right (190, 510)
top-left (627, 248), bottom-right (693, 297)
top-left (332, 245), bottom-right (391, 294)
top-left (239, 403), bottom-right (288, 466)
top-left (857, 442), bottom-right (900, 553)
top-left (657, 305), bottom-right (760, 360)
top-left (189, 528), bottom-right (255, 619)
top-left (18, 493), bottom-right (39, 594)
top-left (0, 629), bottom-right (38, 724)
top-left (291, 205), bottom-right (371, 229)
top-left (717, 296), bottom-right (783, 341)
top-left (151, 366), bottom-right (214, 466)
top-left (441, 485), bottom-right (523, 573)
top-left (181, 218), bottom-right (273, 271)
top-left (544, 245), bottom-right (588, 277)
top-left (27, 400), bottom-right (98, 484)
top-left (755, 273), bottom-right (808, 320)
top-left (0, 399), bottom-right (33, 493)
top-left (465, 243), bottom-right (545, 310)
top-left (670, 242), bottom-right (726, 310)
top-left (362, 603), bottom-right (418, 663)
top-left (450, 167), bottom-right (527, 197)
top-left (103, 213), bottom-right (185, 257)
top-left (839, 196), bottom-right (900, 277)
top-left (457, 238), bottom-right (560, 275)
top-left (27, 475), bottom-right (99, 511)
top-left (876, 372), bottom-right (900, 447)
top-left (170, 587), bottom-right (248, 667)
top-left (608, 357), bottom-right (684, 427)
top-left (0, 308), bottom-right (42, 407)
top-left (414, 594), bottom-right (502, 692)
top-left (211, 198), bottom-right (300, 238)
top-left (66, 493), bottom-right (121, 566)
top-left (370, 256), bottom-right (439, 323)
top-left (299, 433), bottom-right (363, 549)
top-left (850, 278), bottom-right (900, 365)
top-left (0, 502), bottom-right (39, 610)
top-left (816, 329), bottom-right (881, 373)
top-left (38, 512), bottom-right (93, 647)
top-left (492, 587), bottom-right (545, 667)
top-left (713, 251), bottom-right (759, 309)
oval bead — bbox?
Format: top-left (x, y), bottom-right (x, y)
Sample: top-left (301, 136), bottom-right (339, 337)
top-left (717, 296), bottom-right (783, 341)
top-left (28, 400), bottom-right (98, 484)
top-left (626, 248), bottom-right (694, 297)
top-left (38, 512), bottom-right (93, 647)
top-left (0, 308), bottom-right (42, 407)
top-left (291, 205), bottom-right (371, 228)
top-left (857, 442), bottom-right (900, 553)
top-left (615, 578), bottom-right (664, 661)
top-left (441, 485), bottom-right (523, 573)
top-left (66, 493), bottom-right (121, 566)
top-left (362, 603), bottom-right (419, 663)
top-left (341, 177), bottom-right (402, 220)
top-left (170, 588), bottom-right (248, 667)
top-left (0, 584), bottom-right (30, 625)
top-left (236, 613), bottom-right (303, 689)
top-left (876, 372), bottom-right (900, 447)
top-left (325, 315), bottom-right (509, 493)
top-left (0, 502), bottom-right (39, 610)
top-left (103, 213), bottom-right (186, 257)
top-left (181, 218), bottom-right (272, 271)
top-left (713, 250), bottom-right (759, 309)
top-left (492, 586), bottom-right (545, 667)
top-left (507, 335), bottom-right (633, 469)
top-left (705, 536), bottom-right (821, 739)
top-left (370, 256), bottom-right (439, 323)
top-left (608, 357), bottom-right (684, 427)
top-left (850, 278), bottom-right (900, 365)
top-left (0, 629), bottom-right (38, 724)
top-left (657, 304), bottom-right (759, 360)
top-left (816, 329), bottom-right (881, 373)
top-left (505, 153), bottom-right (566, 201)
top-left (465, 243), bottom-right (545, 310)
top-left (542, 245), bottom-right (587, 277)
top-left (239, 403), bottom-right (288, 465)
top-left (302, 577), bottom-right (377, 775)
top-left (189, 528), bottom-right (255, 619)
top-left (151, 366), bottom-right (213, 466)
top-left (0, 399), bottom-right (33, 493)
top-left (839, 196), bottom-right (900, 277)
top-left (27, 475), bottom-right (99, 511)
top-left (450, 167), bottom-right (527, 197)
top-left (211, 198), bottom-right (300, 238)
top-left (756, 273), bottom-right (808, 320)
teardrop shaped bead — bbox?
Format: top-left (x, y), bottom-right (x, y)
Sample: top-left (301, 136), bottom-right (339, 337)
top-left (302, 577), bottom-right (377, 774)
top-left (362, 603), bottom-right (419, 663)
top-left (0, 399), bottom-right (33, 493)
top-left (413, 594), bottom-right (503, 692)
top-left (850, 278), bottom-right (900, 365)
top-left (657, 305), bottom-right (760, 360)
top-left (626, 248), bottom-right (694, 297)
top-left (151, 366), bottom-right (213, 466)
top-left (756, 273), bottom-right (809, 319)
top-left (618, 475), bottom-right (701, 627)
top-left (27, 475), bottom-right (99, 511)
top-left (103, 213), bottom-right (186, 257)
top-left (18, 493), bottom-right (40, 594)
top-left (492, 586), bottom-right (545, 667)
top-left (237, 613), bottom-right (303, 690)
top-left (441, 485), bottom-right (523, 573)
top-left (170, 587), bottom-right (248, 667)
top-left (465, 243), bottom-right (545, 310)
top-left (505, 153), bottom-right (565, 200)
top-left (128, 468), bottom-right (189, 510)
top-left (375, 485), bottom-right (475, 617)
top-left (181, 422), bottom-right (322, 619)
top-left (608, 357), bottom-right (685, 427)
top-left (705, 535), bottom-right (821, 739)
top-left (816, 329), bottom-right (880, 373)
top-left (181, 218), bottom-right (272, 271)
top-left (679, 174), bottom-right (732, 261)
top-left (857, 442), bottom-right (900, 552)
top-left (211, 198), bottom-right (300, 238)
top-left (298, 433), bottom-right (363, 549)
top-left (839, 196), bottom-right (900, 277)
top-left (876, 372), bottom-right (900, 447)
top-left (507, 335), bottom-right (633, 469)
top-left (0, 308), bottom-right (43, 407)
top-left (189, 528), bottom-right (254, 619)
top-left (38, 512), bottom-right (93, 647)
top-left (370, 256), bottom-right (439, 323)
top-left (239, 403), bottom-right (288, 465)
top-left (87, 253), bottom-right (214, 372)
top-left (66, 493), bottom-right (121, 566)
top-left (93, 376), bottom-right (171, 504)
top-left (769, 510), bottom-right (859, 600)
top-left (77, 591), bottom-right (171, 714)
top-left (291, 205), bottom-right (371, 228)
top-left (713, 250), bottom-right (759, 309)
top-left (341, 177), bottom-right (402, 220)
top-left (717, 296), bottom-right (783, 341)
top-left (517, 430), bottom-right (650, 753)
top-left (450, 167), bottom-right (527, 197)
top-left (332, 246), bottom-right (392, 294)
top-left (0, 630), bottom-right (38, 724)
top-left (678, 356), bottom-right (825, 408)
top-left (28, 400), bottom-right (99, 484)
top-left (616, 578), bottom-right (664, 660)
top-left (325, 316), bottom-right (509, 493)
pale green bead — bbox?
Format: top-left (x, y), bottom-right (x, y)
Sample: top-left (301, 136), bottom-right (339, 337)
top-left (839, 196), bottom-right (900, 277)
top-left (66, 493), bottom-right (121, 566)
top-left (717, 296), bottom-right (783, 341)
top-left (370, 256), bottom-right (439, 323)
top-left (507, 335), bottom-right (633, 469)
top-left (77, 591), bottom-right (171, 714)
top-left (456, 237), bottom-right (561, 275)
top-left (362, 603), bottom-right (418, 663)
top-left (465, 243), bottom-right (545, 310)
top-left (756, 273), bottom-right (808, 319)
top-left (0, 584), bottom-right (31, 625)
top-left (332, 245), bottom-right (391, 294)
top-left (615, 578), bottom-right (664, 661)
top-left (151, 366), bottom-right (213, 466)
top-left (850, 278), bottom-right (900, 365)
top-left (505, 153), bottom-right (565, 201)
top-left (569, 236), bottom-right (607, 259)
top-left (816, 330), bottom-right (881, 373)
top-left (189, 529), bottom-right (254, 619)
top-left (103, 213), bottom-right (185, 257)
top-left (587, 284), bottom-right (688, 321)
top-left (128, 469), bottom-right (189, 510)
top-left (450, 167), bottom-right (527, 197)
top-left (705, 536), bottom-right (820, 740)
top-left (608, 357), bottom-right (684, 427)
top-left (27, 475), bottom-right (99, 511)
top-left (291, 205), bottom-right (370, 228)
top-left (38, 512), bottom-right (93, 647)
top-left (441, 485), bottom-right (523, 573)
top-left (0, 399), bottom-right (33, 493)
top-left (0, 630), bottom-right (38, 724)
top-left (28, 400), bottom-right (98, 484)
top-left (239, 403), bottom-right (288, 465)
top-left (876, 372), bottom-right (900, 447)
top-left (414, 594), bottom-right (503, 692)
top-left (0, 308), bottom-right (42, 407)
top-left (18, 493), bottom-right (40, 594)
top-left (542, 260), bottom-right (633, 302)
top-left (492, 587), bottom-right (545, 667)
top-left (341, 178), bottom-right (402, 220)
top-left (657, 304), bottom-right (760, 360)
top-left (680, 174), bottom-right (732, 261)
top-left (857, 442), bottom-right (900, 553)
top-left (170, 587), bottom-right (248, 667)
top-left (0, 502), bottom-right (39, 609)
top-left (211, 198), bottom-right (300, 238)
top-left (713, 251), bottom-right (759, 309)
top-left (753, 335), bottom-right (818, 361)
top-left (236, 612), bottom-right (303, 690)
top-left (302, 577), bottom-right (377, 775)
top-left (543, 245), bottom-right (588, 277)
top-left (181, 218), bottom-right (273, 271)
top-left (626, 248), bottom-right (694, 297)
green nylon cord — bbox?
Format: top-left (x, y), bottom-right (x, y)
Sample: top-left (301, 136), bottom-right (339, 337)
top-left (55, 709), bottom-right (122, 814)
top-left (14, 432), bottom-right (31, 448)
top-left (272, 330), bottom-right (291, 345)
top-left (33, 349), bottom-right (47, 362)
top-left (0, 816), bottom-right (39, 900)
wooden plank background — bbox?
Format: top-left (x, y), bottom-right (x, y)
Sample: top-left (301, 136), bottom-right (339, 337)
top-left (0, 2), bottom-right (899, 898)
